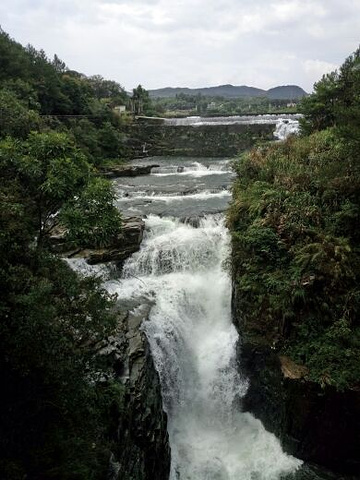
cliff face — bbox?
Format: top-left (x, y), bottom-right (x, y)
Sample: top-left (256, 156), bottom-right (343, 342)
top-left (232, 286), bottom-right (360, 479)
top-left (101, 302), bottom-right (171, 480)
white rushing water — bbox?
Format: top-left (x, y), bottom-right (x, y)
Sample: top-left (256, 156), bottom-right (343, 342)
top-left (163, 114), bottom-right (300, 141)
top-left (107, 214), bottom-right (302, 480)
top-left (164, 114), bottom-right (302, 127)
top-left (273, 118), bottom-right (300, 141)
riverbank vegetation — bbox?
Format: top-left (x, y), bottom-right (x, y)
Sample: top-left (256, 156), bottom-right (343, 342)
top-left (0, 29), bottom-right (137, 478)
top-left (228, 48), bottom-right (360, 390)
top-left (152, 93), bottom-right (301, 117)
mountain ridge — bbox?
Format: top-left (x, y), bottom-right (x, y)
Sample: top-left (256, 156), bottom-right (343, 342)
top-left (149, 84), bottom-right (307, 100)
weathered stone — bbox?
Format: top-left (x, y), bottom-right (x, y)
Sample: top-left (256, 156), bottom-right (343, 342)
top-left (101, 164), bottom-right (160, 178)
top-left (85, 244), bottom-right (140, 265)
top-left (113, 302), bottom-right (170, 480)
top-left (123, 122), bottom-right (275, 157)
top-left (100, 301), bottom-right (170, 480)
top-left (53, 216), bottom-right (145, 265)
top-left (279, 355), bottom-right (309, 380)
top-left (232, 286), bottom-right (360, 478)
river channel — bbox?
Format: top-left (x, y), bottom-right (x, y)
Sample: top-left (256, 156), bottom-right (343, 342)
top-left (105, 155), bottom-right (302, 480)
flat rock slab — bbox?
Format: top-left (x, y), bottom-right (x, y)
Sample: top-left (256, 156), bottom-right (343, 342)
top-left (101, 164), bottom-right (159, 178)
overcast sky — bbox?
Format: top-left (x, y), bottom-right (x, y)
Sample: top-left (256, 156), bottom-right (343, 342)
top-left (1, 0), bottom-right (359, 92)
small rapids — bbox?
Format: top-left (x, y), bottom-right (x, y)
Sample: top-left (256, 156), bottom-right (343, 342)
top-left (151, 160), bottom-right (231, 177)
top-left (107, 214), bottom-right (302, 480)
top-left (274, 118), bottom-right (300, 140)
top-left (113, 157), bottom-right (234, 218)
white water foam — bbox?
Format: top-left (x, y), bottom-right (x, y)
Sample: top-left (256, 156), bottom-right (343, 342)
top-left (274, 118), bottom-right (300, 140)
top-left (116, 190), bottom-right (231, 202)
top-left (108, 214), bottom-right (302, 480)
top-left (151, 161), bottom-right (232, 177)
top-left (164, 114), bottom-right (299, 127)
top-left (64, 257), bottom-right (112, 279)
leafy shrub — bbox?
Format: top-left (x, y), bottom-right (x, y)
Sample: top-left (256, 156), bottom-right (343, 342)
top-left (228, 130), bottom-right (360, 389)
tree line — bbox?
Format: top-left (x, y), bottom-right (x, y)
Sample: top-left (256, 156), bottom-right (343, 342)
top-left (0, 28), bottom-right (147, 479)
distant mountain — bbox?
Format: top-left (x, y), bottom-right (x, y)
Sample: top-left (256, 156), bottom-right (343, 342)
top-left (149, 84), bottom-right (307, 100)
top-left (266, 85), bottom-right (307, 100)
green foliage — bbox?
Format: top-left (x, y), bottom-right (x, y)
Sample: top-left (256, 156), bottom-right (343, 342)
top-left (131, 84), bottom-right (154, 115)
top-left (0, 27), bottom-right (135, 164)
top-left (61, 177), bottom-right (122, 248)
top-left (87, 74), bottom-right (128, 106)
top-left (300, 45), bottom-right (360, 145)
top-left (0, 88), bottom-right (41, 138)
top-left (0, 130), bottom-right (124, 247)
top-left (300, 72), bottom-right (339, 134)
top-left (152, 92), bottom-right (301, 117)
top-left (0, 27), bottom-right (133, 479)
top-left (0, 132), bottom-right (92, 243)
top-left (97, 121), bottom-right (127, 159)
top-left (0, 251), bottom-right (121, 479)
top-left (228, 129), bottom-right (360, 389)
top-left (0, 128), bottom-right (124, 480)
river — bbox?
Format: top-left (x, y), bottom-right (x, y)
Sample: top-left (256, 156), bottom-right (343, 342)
top-left (105, 153), bottom-right (302, 480)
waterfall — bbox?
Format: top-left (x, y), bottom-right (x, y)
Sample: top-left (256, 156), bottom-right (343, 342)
top-left (273, 118), bottom-right (300, 140)
top-left (107, 214), bottom-right (302, 480)
top-left (163, 114), bottom-right (301, 128)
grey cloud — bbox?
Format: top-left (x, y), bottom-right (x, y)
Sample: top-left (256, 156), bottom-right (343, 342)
top-left (0, 0), bottom-right (359, 92)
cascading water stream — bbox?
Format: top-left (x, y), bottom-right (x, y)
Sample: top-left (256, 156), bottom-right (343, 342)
top-left (273, 119), bottom-right (300, 140)
top-left (65, 155), bottom-right (303, 478)
top-left (107, 212), bottom-right (302, 480)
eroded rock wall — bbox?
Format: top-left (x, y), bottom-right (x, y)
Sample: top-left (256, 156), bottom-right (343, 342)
top-left (102, 302), bottom-right (171, 480)
top-left (232, 285), bottom-right (360, 478)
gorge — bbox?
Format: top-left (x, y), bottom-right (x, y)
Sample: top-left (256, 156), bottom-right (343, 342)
top-left (86, 115), bottom-right (359, 480)
top-left (99, 152), bottom-right (303, 479)
top-left (2, 26), bottom-right (360, 480)
top-left (67, 118), bottom-right (309, 479)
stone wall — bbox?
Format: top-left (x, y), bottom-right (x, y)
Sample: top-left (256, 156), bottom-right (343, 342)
top-left (124, 122), bottom-right (275, 157)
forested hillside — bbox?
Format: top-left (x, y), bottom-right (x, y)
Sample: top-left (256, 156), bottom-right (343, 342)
top-left (229, 47), bottom-right (360, 389)
top-left (148, 84), bottom-right (307, 99)
top-left (0, 29), bottom-right (139, 479)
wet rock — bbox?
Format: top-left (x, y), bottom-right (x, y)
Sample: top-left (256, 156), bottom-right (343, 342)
top-left (50, 217), bottom-right (145, 266)
top-left (233, 311), bottom-right (360, 476)
top-left (102, 301), bottom-right (170, 480)
top-left (101, 164), bottom-right (160, 178)
top-left (282, 463), bottom-right (358, 480)
top-left (180, 215), bottom-right (202, 228)
top-left (232, 278), bottom-right (360, 478)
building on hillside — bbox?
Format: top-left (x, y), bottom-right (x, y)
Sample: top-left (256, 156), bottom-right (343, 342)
top-left (113, 105), bottom-right (126, 115)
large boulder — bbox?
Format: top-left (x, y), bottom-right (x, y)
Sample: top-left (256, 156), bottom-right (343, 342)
top-left (50, 216), bottom-right (145, 267)
top-left (101, 164), bottom-right (159, 178)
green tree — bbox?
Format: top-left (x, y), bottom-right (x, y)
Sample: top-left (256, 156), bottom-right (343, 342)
top-left (0, 131), bottom-right (122, 247)
top-left (97, 120), bottom-right (126, 159)
top-left (61, 177), bottom-right (122, 248)
top-left (0, 130), bottom-right (123, 479)
top-left (0, 89), bottom-right (41, 138)
top-left (300, 71), bottom-right (339, 134)
top-left (300, 46), bottom-right (360, 141)
top-left (131, 84), bottom-right (152, 115)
